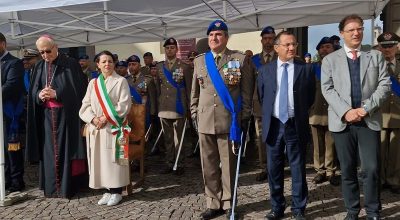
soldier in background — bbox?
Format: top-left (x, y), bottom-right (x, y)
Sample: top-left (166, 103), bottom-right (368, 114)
top-left (115, 60), bottom-right (129, 77)
top-left (79, 55), bottom-right (93, 81)
top-left (22, 49), bottom-right (41, 92)
top-left (191, 20), bottom-right (254, 219)
top-left (309, 37), bottom-right (339, 186)
top-left (304, 53), bottom-right (312, 63)
top-left (377, 32), bottom-right (400, 194)
top-left (140, 52), bottom-right (154, 76)
top-left (251, 26), bottom-right (277, 182)
top-left (156, 38), bottom-right (192, 175)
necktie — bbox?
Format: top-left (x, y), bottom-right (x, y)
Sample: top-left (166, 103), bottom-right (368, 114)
top-left (265, 54), bottom-right (271, 63)
top-left (215, 54), bottom-right (221, 65)
top-left (279, 63), bottom-right (289, 123)
top-left (351, 50), bottom-right (357, 61)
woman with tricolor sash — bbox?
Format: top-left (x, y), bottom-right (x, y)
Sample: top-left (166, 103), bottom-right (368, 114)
top-left (79, 51), bottom-right (132, 206)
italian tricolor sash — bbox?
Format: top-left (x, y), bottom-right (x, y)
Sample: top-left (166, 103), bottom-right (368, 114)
top-left (94, 74), bottom-right (131, 165)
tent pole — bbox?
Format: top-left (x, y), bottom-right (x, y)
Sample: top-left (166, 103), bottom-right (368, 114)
top-left (223, 0), bottom-right (227, 20)
top-left (10, 12), bottom-right (15, 38)
top-left (103, 1), bottom-right (109, 31)
top-left (371, 15), bottom-right (374, 47)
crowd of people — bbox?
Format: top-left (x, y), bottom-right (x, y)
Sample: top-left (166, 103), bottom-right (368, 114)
top-left (1, 13), bottom-right (399, 220)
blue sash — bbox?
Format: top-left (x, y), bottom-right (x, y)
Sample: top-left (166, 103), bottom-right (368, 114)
top-left (4, 97), bottom-right (24, 137)
top-left (129, 84), bottom-right (142, 104)
top-left (24, 70), bottom-right (30, 92)
top-left (312, 63), bottom-right (321, 80)
top-left (251, 54), bottom-right (262, 69)
top-left (390, 76), bottom-right (400, 97)
top-left (162, 65), bottom-right (185, 115)
top-left (205, 51), bottom-right (242, 142)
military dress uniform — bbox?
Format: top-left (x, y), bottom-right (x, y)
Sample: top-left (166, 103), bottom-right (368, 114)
top-left (191, 48), bottom-right (254, 211)
top-left (380, 58), bottom-right (400, 189)
top-left (156, 57), bottom-right (191, 172)
top-left (251, 50), bottom-right (277, 180)
top-left (126, 72), bottom-right (157, 115)
top-left (309, 61), bottom-right (337, 181)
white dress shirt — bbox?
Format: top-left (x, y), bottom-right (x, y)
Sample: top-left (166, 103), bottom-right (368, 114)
top-left (343, 44), bottom-right (361, 59)
top-left (273, 58), bottom-right (295, 119)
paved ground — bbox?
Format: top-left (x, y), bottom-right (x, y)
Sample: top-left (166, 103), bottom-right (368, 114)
top-left (1, 142), bottom-right (400, 219)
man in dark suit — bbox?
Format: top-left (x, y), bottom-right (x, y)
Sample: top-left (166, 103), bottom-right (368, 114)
top-left (321, 14), bottom-right (391, 220)
top-left (258, 31), bottom-right (315, 220)
top-left (0, 32), bottom-right (25, 192)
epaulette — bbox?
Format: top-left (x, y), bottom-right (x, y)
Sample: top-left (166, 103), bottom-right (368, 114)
top-left (195, 53), bottom-right (205, 59)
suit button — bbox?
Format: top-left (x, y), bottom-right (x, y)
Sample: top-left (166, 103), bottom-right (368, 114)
top-left (213, 94), bottom-right (217, 97)
top-left (391, 101), bottom-right (394, 104)
top-left (214, 104), bottom-right (217, 107)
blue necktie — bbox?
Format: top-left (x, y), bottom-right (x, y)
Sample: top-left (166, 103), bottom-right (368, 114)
top-left (279, 63), bottom-right (289, 123)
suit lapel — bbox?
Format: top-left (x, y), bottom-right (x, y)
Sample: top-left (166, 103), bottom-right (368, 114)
top-left (271, 60), bottom-right (278, 93)
top-left (293, 61), bottom-right (301, 85)
top-left (360, 51), bottom-right (371, 83)
top-left (105, 72), bottom-right (119, 92)
top-left (337, 49), bottom-right (351, 94)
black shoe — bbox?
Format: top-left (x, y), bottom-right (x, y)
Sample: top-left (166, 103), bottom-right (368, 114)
top-left (366, 217), bottom-right (380, 220)
top-left (264, 211), bottom-right (284, 220)
top-left (312, 173), bottom-right (327, 184)
top-left (293, 212), bottom-right (305, 220)
top-left (390, 186), bottom-right (400, 194)
top-left (225, 209), bottom-right (237, 219)
top-left (200, 208), bottom-right (224, 220)
top-left (159, 167), bottom-right (173, 174)
top-left (327, 174), bottom-right (340, 186)
top-left (344, 213), bottom-right (359, 220)
top-left (173, 167), bottom-right (184, 176)
top-left (8, 183), bottom-right (25, 193)
top-left (256, 171), bottom-right (268, 182)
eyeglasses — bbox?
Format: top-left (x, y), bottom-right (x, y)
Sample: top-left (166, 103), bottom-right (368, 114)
top-left (277, 42), bottom-right (298, 48)
top-left (39, 45), bottom-right (54, 55)
top-left (343, 27), bottom-right (364, 34)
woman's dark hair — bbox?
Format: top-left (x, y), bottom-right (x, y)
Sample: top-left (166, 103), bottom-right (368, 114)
top-left (95, 50), bottom-right (117, 63)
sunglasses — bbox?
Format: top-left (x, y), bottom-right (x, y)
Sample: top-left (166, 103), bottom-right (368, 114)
top-left (39, 45), bottom-right (55, 55)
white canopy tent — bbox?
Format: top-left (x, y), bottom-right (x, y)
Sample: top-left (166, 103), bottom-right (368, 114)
top-left (0, 0), bottom-right (390, 49)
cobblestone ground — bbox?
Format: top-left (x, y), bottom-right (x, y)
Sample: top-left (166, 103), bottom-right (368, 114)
top-left (1, 140), bottom-right (399, 219)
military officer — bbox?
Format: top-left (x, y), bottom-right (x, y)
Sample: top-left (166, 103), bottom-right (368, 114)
top-left (309, 37), bottom-right (339, 186)
top-left (191, 20), bottom-right (254, 219)
top-left (126, 55), bottom-right (157, 114)
top-left (79, 55), bottom-right (93, 81)
top-left (377, 32), bottom-right (400, 194)
top-left (115, 60), bottom-right (128, 77)
top-left (304, 53), bottom-right (312, 64)
top-left (251, 26), bottom-right (277, 182)
top-left (140, 52), bottom-right (154, 76)
top-left (156, 38), bottom-right (192, 175)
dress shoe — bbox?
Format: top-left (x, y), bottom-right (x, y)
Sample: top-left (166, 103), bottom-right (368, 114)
top-left (98, 193), bottom-right (111, 205)
top-left (264, 211), bottom-right (284, 220)
top-left (200, 208), bottom-right (224, 220)
top-left (256, 171), bottom-right (268, 182)
top-left (327, 174), bottom-right (340, 186)
top-left (225, 209), bottom-right (237, 219)
top-left (312, 173), bottom-right (327, 184)
top-left (8, 182), bottom-right (25, 192)
top-left (159, 167), bottom-right (173, 174)
top-left (107, 193), bottom-right (122, 206)
top-left (173, 167), bottom-right (184, 176)
top-left (292, 212), bottom-right (305, 220)
top-left (344, 213), bottom-right (359, 220)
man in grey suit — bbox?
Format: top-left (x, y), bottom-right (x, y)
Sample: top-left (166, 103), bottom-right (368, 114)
top-left (321, 14), bottom-right (391, 220)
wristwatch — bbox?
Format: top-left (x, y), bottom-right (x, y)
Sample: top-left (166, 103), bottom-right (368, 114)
top-left (362, 104), bottom-right (368, 113)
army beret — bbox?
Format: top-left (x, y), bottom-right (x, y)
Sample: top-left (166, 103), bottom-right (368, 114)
top-left (330, 35), bottom-right (340, 41)
top-left (126, 55), bottom-right (140, 63)
top-left (304, 53), bottom-right (311, 58)
top-left (163, 38), bottom-right (178, 47)
top-left (260, 26), bottom-right (275, 36)
top-left (207, 20), bottom-right (228, 35)
top-left (79, 55), bottom-right (89, 60)
top-left (116, 61), bottom-right (128, 67)
top-left (377, 32), bottom-right (400, 45)
top-left (143, 52), bottom-right (153, 58)
top-left (23, 49), bottom-right (40, 58)
top-left (316, 36), bottom-right (333, 50)
top-left (0, 32), bottom-right (6, 42)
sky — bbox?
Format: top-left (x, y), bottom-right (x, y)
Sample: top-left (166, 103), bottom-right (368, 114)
top-left (308, 17), bottom-right (383, 57)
